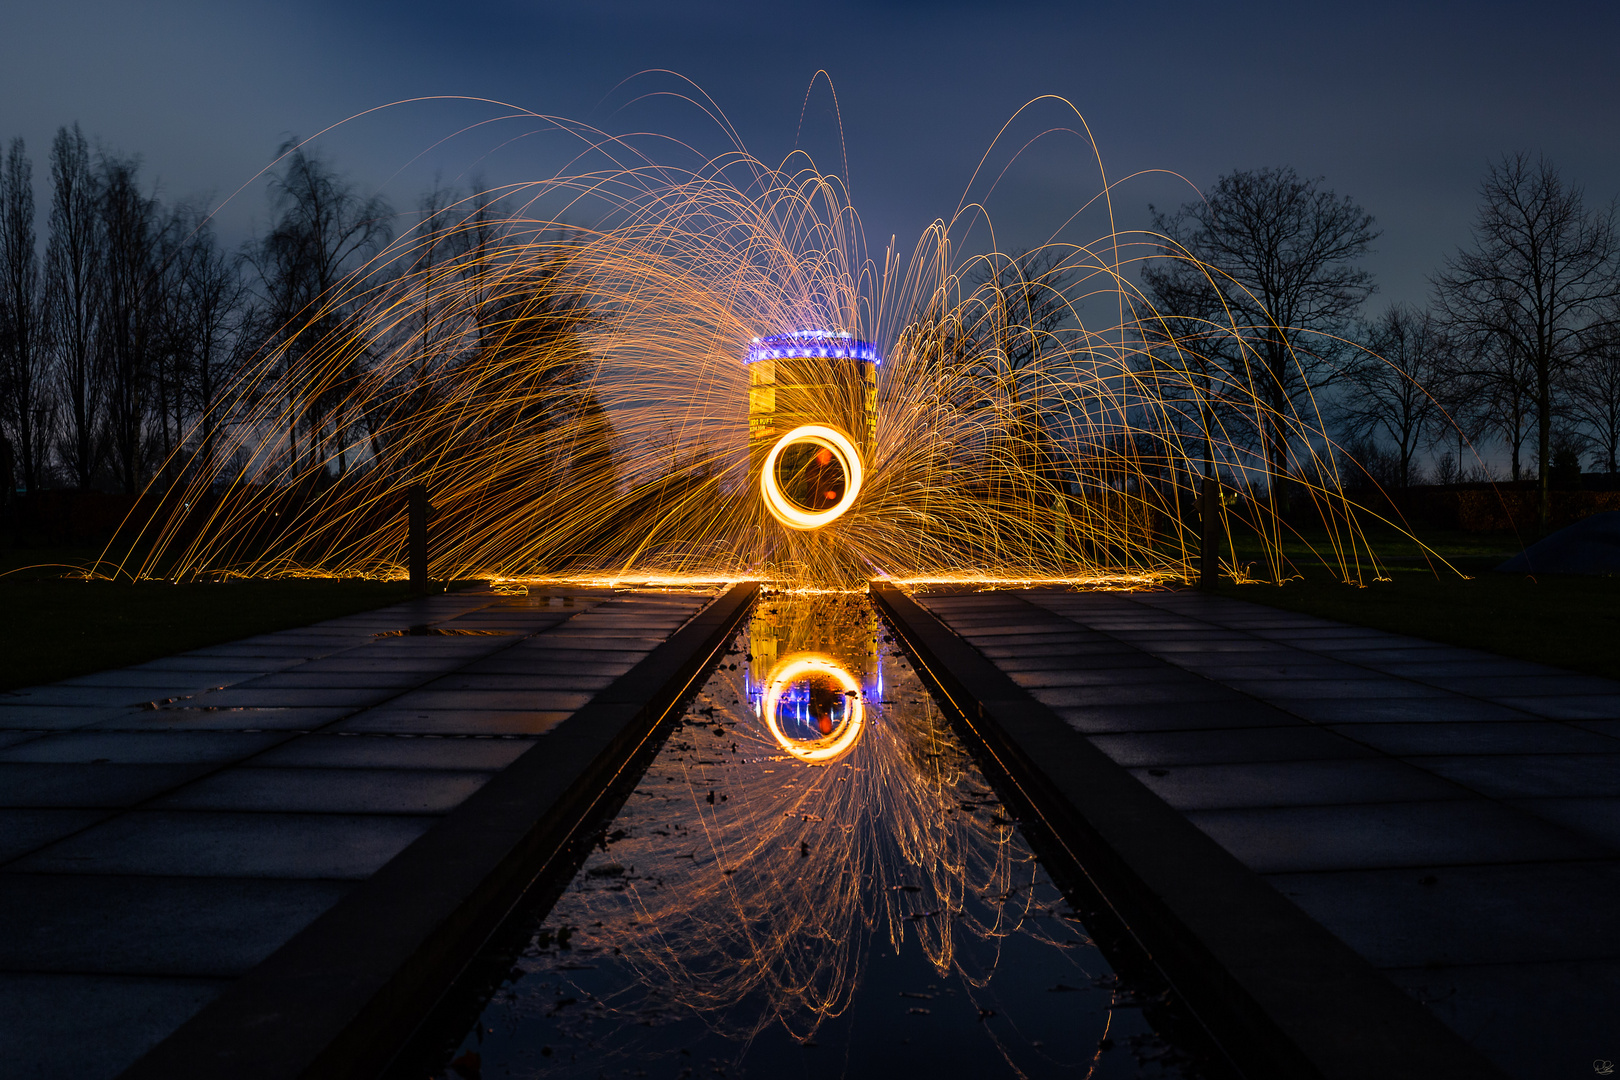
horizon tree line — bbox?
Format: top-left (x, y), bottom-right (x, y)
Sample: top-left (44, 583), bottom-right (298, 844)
top-left (1138, 153), bottom-right (1620, 536)
top-left (4, 122), bottom-right (1618, 543)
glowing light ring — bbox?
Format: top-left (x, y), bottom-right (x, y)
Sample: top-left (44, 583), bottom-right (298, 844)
top-left (761, 424), bottom-right (864, 530)
top-left (761, 653), bottom-right (865, 764)
top-left (746, 330), bottom-right (882, 365)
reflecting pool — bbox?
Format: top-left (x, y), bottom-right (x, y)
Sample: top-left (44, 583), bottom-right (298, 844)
top-left (405, 594), bottom-right (1210, 1079)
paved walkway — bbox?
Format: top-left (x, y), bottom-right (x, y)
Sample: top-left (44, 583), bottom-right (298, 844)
top-left (0, 585), bottom-right (720, 1080)
top-left (910, 586), bottom-right (1619, 1079)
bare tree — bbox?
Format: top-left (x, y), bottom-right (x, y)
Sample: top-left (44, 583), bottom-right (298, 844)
top-left (250, 142), bottom-right (391, 475)
top-left (47, 124), bottom-right (104, 489)
top-left (1142, 167), bottom-right (1378, 510)
top-left (1567, 321), bottom-right (1620, 474)
top-left (98, 152), bottom-right (169, 493)
top-left (165, 208), bottom-right (252, 480)
top-left (1433, 153), bottom-right (1620, 531)
top-left (1337, 305), bottom-right (1446, 488)
top-left (0, 137), bottom-right (52, 493)
top-left (1425, 334), bottom-right (1497, 484)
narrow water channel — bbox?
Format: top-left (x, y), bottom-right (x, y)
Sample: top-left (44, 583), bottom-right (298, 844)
top-left (401, 594), bottom-right (1213, 1079)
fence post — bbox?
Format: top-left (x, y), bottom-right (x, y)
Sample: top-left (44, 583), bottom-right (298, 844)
top-left (408, 484), bottom-right (429, 593)
top-left (1199, 475), bottom-right (1220, 592)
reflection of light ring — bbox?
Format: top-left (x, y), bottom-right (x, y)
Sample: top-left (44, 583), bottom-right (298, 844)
top-left (762, 652), bottom-right (865, 764)
top-left (760, 424), bottom-right (863, 530)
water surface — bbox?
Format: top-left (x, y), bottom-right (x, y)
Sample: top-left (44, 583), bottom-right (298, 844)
top-left (408, 594), bottom-right (1208, 1079)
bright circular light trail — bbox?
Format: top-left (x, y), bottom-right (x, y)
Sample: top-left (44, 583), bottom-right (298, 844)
top-left (761, 424), bottom-right (864, 530)
top-left (761, 652), bottom-right (866, 764)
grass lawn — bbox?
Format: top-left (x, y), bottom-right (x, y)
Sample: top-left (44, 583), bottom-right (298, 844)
top-left (1, 549), bottom-right (418, 691)
top-left (1211, 525), bottom-right (1620, 682)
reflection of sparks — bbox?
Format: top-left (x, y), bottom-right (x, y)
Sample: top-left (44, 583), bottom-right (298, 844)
top-left (521, 593), bottom-right (1081, 1052)
top-left (760, 424), bottom-right (864, 531)
top-left (761, 652), bottom-right (865, 763)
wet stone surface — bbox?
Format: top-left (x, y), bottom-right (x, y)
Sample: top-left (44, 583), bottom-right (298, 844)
top-left (406, 595), bottom-right (1207, 1080)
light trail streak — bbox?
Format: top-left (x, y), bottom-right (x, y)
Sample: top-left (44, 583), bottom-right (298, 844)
top-left (759, 425), bottom-right (864, 531)
top-left (759, 652), bottom-right (865, 763)
top-left (98, 91), bottom-right (1398, 591)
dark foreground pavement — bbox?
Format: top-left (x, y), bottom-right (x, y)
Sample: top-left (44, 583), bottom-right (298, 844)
top-left (0, 581), bottom-right (756, 1080)
top-left (875, 583), bottom-right (1618, 1080)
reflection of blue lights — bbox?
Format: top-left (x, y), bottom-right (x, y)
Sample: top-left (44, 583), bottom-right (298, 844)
top-left (772, 677), bottom-right (849, 741)
top-left (745, 330), bottom-right (882, 366)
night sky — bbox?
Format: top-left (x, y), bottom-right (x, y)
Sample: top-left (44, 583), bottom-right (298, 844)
top-left (3, 0), bottom-right (1617, 311)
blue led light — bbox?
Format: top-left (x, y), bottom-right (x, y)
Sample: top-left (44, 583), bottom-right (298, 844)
top-left (745, 329), bottom-right (882, 366)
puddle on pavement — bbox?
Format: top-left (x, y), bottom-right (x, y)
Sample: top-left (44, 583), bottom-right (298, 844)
top-left (400, 594), bottom-right (1216, 1079)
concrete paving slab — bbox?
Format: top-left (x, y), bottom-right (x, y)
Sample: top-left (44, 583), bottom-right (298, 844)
top-left (500, 645), bottom-right (650, 661)
top-left (1166, 661), bottom-right (1368, 680)
top-left (58, 670), bottom-right (259, 689)
top-left (1327, 720), bottom-right (1618, 756)
top-left (976, 641), bottom-right (1160, 659)
top-left (150, 767), bottom-right (493, 814)
top-left (1419, 674), bottom-right (1620, 697)
top-left (354, 643), bottom-right (514, 659)
top-left (1007, 667), bottom-right (1214, 689)
top-left (279, 657), bottom-right (468, 674)
top-left (11, 810), bottom-right (434, 878)
top-left (1417, 754), bottom-right (1620, 798)
top-left (953, 621), bottom-right (1087, 637)
top-left (1292, 640), bottom-right (1466, 657)
top-left (457, 658), bottom-right (639, 676)
top-left (0, 808), bottom-right (108, 863)
top-left (0, 762), bottom-right (211, 807)
top-left (419, 674), bottom-right (617, 692)
top-left (383, 689), bottom-right (593, 712)
top-left (1112, 638), bottom-right (1300, 654)
top-left (107, 584), bottom-right (744, 1080)
top-left (1133, 759), bottom-right (1468, 809)
top-left (1088, 726), bottom-right (1375, 767)
top-left (331, 708), bottom-right (574, 735)
top-left (1496, 694), bottom-right (1620, 719)
top-left (0, 971), bottom-right (227, 1080)
top-left (1383, 959), bottom-right (1620, 1080)
top-left (1224, 678), bottom-right (1452, 700)
top-left (1, 686), bottom-right (163, 707)
top-left (181, 688), bottom-right (401, 709)
top-left (0, 705), bottom-right (146, 731)
top-left (1267, 862), bottom-right (1620, 968)
top-left (1054, 699), bottom-right (1298, 734)
top-left (1511, 797), bottom-right (1620, 850)
top-left (1273, 697), bottom-right (1535, 725)
top-left (880, 584), bottom-right (1513, 1080)
top-left (0, 874), bottom-right (352, 975)
top-left (130, 656), bottom-right (301, 674)
top-left (252, 734), bottom-right (534, 770)
top-left (948, 631), bottom-right (1099, 648)
top-left (989, 651), bottom-right (1160, 671)
top-left (1187, 800), bottom-right (1606, 873)
top-left (97, 707), bottom-right (354, 731)
top-left (1030, 682), bottom-right (1238, 708)
top-left (184, 645), bottom-right (340, 659)
top-left (1369, 659), bottom-right (1562, 679)
top-left (0, 731), bottom-right (288, 765)
top-left (232, 672), bottom-right (426, 689)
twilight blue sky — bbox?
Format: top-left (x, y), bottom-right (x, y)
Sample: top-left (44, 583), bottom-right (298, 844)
top-left (3, 0), bottom-right (1617, 313)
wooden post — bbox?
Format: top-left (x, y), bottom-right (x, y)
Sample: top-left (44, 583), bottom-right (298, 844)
top-left (1199, 474), bottom-right (1220, 592)
top-left (408, 484), bottom-right (429, 593)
